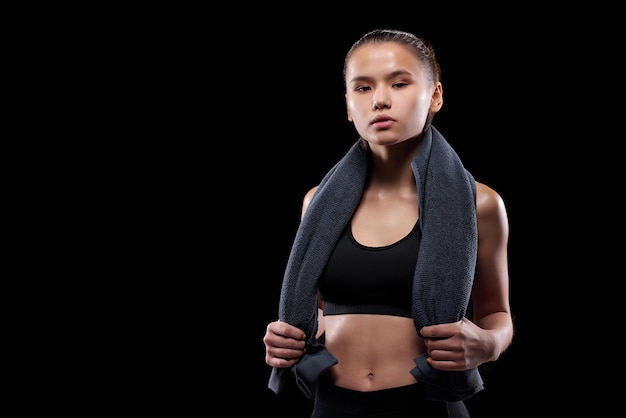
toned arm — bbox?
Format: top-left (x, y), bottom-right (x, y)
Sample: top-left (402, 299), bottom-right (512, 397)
top-left (471, 182), bottom-right (514, 360)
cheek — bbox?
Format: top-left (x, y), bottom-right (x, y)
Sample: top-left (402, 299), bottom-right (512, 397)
top-left (403, 97), bottom-right (432, 132)
top-left (409, 95), bottom-right (433, 118)
top-left (346, 97), bottom-right (358, 112)
top-left (347, 99), bottom-right (366, 121)
top-left (412, 91), bottom-right (433, 111)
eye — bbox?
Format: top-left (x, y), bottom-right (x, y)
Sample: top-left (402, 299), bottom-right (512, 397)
top-left (393, 82), bottom-right (408, 89)
top-left (355, 85), bottom-right (371, 92)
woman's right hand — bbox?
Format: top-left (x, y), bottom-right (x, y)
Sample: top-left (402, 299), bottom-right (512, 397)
top-left (263, 320), bottom-right (307, 368)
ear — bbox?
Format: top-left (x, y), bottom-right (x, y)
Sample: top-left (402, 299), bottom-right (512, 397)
top-left (430, 82), bottom-right (443, 113)
top-left (346, 93), bottom-right (352, 122)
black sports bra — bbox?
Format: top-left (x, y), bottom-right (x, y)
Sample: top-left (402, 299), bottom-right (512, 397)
top-left (318, 221), bottom-right (421, 318)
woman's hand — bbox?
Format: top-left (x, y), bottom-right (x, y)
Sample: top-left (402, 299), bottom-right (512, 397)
top-left (420, 318), bottom-right (495, 371)
top-left (263, 320), bottom-right (307, 368)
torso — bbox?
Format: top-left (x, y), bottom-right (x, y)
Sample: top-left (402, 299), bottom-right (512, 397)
top-left (321, 186), bottom-right (427, 391)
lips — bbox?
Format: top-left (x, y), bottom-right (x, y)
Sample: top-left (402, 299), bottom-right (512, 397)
top-left (371, 115), bottom-right (395, 129)
top-left (371, 115), bottom-right (394, 123)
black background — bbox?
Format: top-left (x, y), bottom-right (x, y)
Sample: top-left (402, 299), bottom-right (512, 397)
top-left (122, 7), bottom-right (604, 417)
top-left (245, 22), bottom-right (527, 417)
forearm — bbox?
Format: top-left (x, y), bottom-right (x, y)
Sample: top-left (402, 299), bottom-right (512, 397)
top-left (476, 311), bottom-right (514, 362)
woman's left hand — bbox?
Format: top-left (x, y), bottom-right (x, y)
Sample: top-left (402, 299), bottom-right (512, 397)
top-left (419, 318), bottom-right (494, 371)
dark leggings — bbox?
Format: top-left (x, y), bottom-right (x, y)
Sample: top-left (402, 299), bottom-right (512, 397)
top-left (311, 378), bottom-right (469, 418)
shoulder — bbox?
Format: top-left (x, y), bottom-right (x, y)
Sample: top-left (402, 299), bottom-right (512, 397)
top-left (475, 181), bottom-right (509, 231)
top-left (301, 186), bottom-right (319, 219)
top-left (476, 182), bottom-right (505, 211)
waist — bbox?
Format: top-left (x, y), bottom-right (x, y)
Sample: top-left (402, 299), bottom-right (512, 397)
top-left (314, 378), bottom-right (450, 417)
top-left (321, 313), bottom-right (425, 390)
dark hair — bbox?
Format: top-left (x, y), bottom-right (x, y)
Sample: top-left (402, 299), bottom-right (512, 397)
top-left (343, 29), bottom-right (441, 87)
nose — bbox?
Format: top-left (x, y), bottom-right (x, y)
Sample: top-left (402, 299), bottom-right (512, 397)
top-left (372, 91), bottom-right (390, 110)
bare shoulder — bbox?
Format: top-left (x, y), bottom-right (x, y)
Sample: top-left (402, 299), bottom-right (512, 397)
top-left (301, 186), bottom-right (319, 219)
top-left (475, 181), bottom-right (508, 228)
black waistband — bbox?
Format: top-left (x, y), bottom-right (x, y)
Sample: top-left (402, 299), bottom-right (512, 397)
top-left (313, 378), bottom-right (450, 417)
top-left (323, 302), bottom-right (411, 318)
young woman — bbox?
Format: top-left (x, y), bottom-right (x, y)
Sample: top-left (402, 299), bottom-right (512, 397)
top-left (263, 28), bottom-right (513, 418)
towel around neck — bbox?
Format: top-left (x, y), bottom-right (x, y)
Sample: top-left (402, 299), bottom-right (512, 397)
top-left (269, 125), bottom-right (484, 402)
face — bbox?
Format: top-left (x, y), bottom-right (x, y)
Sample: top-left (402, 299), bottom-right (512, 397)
top-left (345, 42), bottom-right (442, 146)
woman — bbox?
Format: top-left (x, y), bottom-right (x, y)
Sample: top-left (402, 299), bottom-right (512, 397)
top-left (263, 28), bottom-right (513, 418)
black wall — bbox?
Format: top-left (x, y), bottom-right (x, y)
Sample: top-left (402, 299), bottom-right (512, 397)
top-left (124, 8), bottom-right (594, 416)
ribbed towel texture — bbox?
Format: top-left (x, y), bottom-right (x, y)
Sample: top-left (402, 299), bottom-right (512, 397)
top-left (268, 125), bottom-right (484, 402)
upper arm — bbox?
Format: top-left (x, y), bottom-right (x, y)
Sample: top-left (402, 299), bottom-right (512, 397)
top-left (301, 186), bottom-right (319, 220)
top-left (471, 182), bottom-right (511, 323)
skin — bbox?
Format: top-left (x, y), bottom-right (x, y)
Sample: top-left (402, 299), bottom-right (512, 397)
top-left (263, 40), bottom-right (513, 392)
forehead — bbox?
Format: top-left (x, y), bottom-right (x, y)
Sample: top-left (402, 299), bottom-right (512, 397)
top-left (346, 42), bottom-right (423, 78)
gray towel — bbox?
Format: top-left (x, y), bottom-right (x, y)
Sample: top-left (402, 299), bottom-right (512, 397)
top-left (268, 125), bottom-right (484, 402)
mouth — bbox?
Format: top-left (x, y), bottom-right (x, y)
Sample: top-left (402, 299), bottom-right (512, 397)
top-left (371, 115), bottom-right (395, 129)
top-left (371, 115), bottom-right (393, 124)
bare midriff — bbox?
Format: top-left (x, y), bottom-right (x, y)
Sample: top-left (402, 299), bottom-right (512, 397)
top-left (322, 314), bottom-right (426, 391)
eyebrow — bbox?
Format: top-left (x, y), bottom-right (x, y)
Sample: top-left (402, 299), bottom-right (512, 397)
top-left (349, 69), bottom-right (414, 84)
